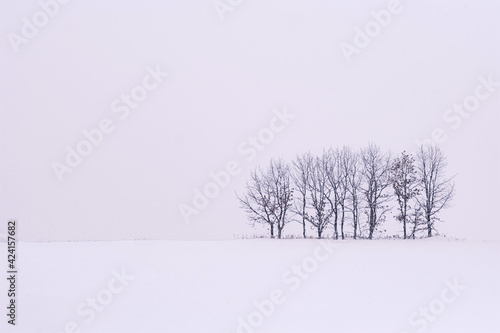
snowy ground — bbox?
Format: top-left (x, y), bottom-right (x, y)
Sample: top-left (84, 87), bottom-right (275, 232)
top-left (1, 238), bottom-right (498, 333)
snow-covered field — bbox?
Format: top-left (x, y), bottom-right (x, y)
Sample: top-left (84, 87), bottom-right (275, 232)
top-left (1, 238), bottom-right (498, 333)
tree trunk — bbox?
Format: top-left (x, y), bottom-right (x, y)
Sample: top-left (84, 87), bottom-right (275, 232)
top-left (302, 202), bottom-right (306, 238)
top-left (341, 208), bottom-right (345, 240)
top-left (318, 228), bottom-right (322, 239)
top-left (368, 207), bottom-right (375, 239)
top-left (410, 216), bottom-right (417, 239)
top-left (334, 214), bottom-right (338, 240)
top-left (403, 201), bottom-right (407, 239)
top-left (353, 208), bottom-right (357, 240)
top-left (426, 213), bottom-right (432, 237)
top-left (270, 224), bottom-right (274, 239)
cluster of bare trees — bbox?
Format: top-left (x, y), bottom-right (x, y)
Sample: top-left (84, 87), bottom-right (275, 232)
top-left (237, 144), bottom-right (455, 240)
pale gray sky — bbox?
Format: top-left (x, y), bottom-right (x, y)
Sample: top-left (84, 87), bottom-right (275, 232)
top-left (1, 0), bottom-right (499, 241)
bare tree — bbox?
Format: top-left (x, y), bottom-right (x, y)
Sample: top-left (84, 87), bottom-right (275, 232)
top-left (291, 152), bottom-right (314, 238)
top-left (321, 150), bottom-right (338, 239)
top-left (305, 157), bottom-right (334, 239)
top-left (336, 147), bottom-right (354, 240)
top-left (237, 158), bottom-right (293, 239)
top-left (325, 148), bottom-right (351, 239)
top-left (344, 148), bottom-right (362, 239)
top-left (390, 151), bottom-right (420, 239)
top-left (360, 144), bottom-right (392, 239)
top-left (415, 145), bottom-right (455, 237)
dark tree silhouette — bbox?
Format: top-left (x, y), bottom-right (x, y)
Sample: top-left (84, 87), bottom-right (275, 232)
top-left (237, 158), bottom-right (293, 239)
top-left (360, 144), bottom-right (392, 240)
top-left (415, 145), bottom-right (455, 237)
top-left (305, 156), bottom-right (335, 239)
top-left (390, 151), bottom-right (420, 239)
top-left (291, 152), bottom-right (314, 238)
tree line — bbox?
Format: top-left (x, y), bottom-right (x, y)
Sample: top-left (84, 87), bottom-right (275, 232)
top-left (237, 144), bottom-right (455, 240)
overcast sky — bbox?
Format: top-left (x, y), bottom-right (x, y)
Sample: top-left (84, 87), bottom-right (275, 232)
top-left (1, 0), bottom-right (499, 241)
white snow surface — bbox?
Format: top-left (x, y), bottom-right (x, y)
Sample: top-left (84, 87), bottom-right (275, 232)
top-left (1, 238), bottom-right (499, 333)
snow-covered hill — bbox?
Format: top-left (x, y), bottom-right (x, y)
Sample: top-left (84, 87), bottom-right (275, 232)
top-left (1, 238), bottom-right (498, 333)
